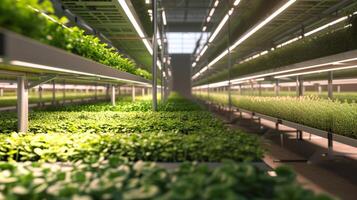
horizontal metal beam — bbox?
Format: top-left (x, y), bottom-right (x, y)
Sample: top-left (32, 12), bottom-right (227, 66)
top-left (27, 75), bottom-right (57, 89)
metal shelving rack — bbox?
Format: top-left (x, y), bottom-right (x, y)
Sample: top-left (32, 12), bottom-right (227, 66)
top-left (0, 28), bottom-right (151, 132)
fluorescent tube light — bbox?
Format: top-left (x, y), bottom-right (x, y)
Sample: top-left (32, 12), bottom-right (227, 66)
top-left (234, 0), bottom-right (241, 6)
top-left (118, 0), bottom-right (153, 55)
top-left (208, 49), bottom-right (229, 67)
top-left (229, 0), bottom-right (296, 51)
top-left (214, 0), bottom-right (219, 7)
top-left (209, 8), bottom-right (216, 17)
top-left (10, 60), bottom-right (151, 85)
top-left (304, 16), bottom-right (348, 37)
top-left (162, 10), bottom-right (167, 25)
top-left (193, 0), bottom-right (295, 79)
top-left (192, 62), bottom-right (197, 67)
top-left (207, 16), bottom-right (211, 22)
top-left (208, 14), bottom-right (229, 43)
top-left (200, 45), bottom-right (208, 56)
top-left (274, 65), bottom-right (357, 79)
top-left (228, 8), bottom-right (234, 16)
top-left (202, 26), bottom-right (207, 31)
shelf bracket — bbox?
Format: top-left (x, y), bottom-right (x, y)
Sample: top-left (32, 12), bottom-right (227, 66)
top-left (26, 75), bottom-right (57, 89)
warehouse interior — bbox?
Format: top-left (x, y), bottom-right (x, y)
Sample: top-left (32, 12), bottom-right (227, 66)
top-left (0, 0), bottom-right (357, 199)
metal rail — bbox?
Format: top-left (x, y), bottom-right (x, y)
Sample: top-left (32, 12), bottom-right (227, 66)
top-left (202, 100), bottom-right (357, 150)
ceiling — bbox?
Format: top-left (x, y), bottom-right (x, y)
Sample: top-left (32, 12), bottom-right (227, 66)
top-left (162, 0), bottom-right (212, 32)
top-left (190, 0), bottom-right (357, 84)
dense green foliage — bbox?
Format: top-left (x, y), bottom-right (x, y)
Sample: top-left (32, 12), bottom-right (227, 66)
top-left (0, 94), bottom-right (263, 162)
top-left (0, 94), bottom-right (333, 199)
top-left (195, 92), bottom-right (357, 139)
top-left (0, 0), bottom-right (151, 79)
top-left (196, 16), bottom-right (357, 85)
top-left (0, 158), bottom-right (331, 200)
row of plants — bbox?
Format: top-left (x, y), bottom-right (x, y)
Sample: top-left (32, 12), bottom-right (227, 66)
top-left (196, 14), bottom-right (357, 86)
top-left (0, 93), bottom-right (333, 199)
top-left (206, 90), bottom-right (357, 103)
top-left (194, 92), bottom-right (357, 139)
top-left (0, 94), bottom-right (263, 162)
top-left (0, 157), bottom-right (332, 200)
top-left (0, 0), bottom-right (151, 79)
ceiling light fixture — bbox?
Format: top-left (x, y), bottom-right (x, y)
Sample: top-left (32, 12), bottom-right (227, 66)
top-left (192, 0), bottom-right (296, 78)
top-left (118, 0), bottom-right (153, 55)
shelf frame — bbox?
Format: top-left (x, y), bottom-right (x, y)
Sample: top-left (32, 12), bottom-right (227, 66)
top-left (0, 29), bottom-right (151, 132)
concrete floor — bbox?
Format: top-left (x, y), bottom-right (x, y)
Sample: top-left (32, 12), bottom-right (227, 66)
top-left (208, 104), bottom-right (357, 200)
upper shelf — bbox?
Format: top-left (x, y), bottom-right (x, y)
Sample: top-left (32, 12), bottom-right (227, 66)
top-left (193, 49), bottom-right (357, 88)
top-left (0, 29), bottom-right (150, 86)
top-left (60, 0), bottom-right (152, 70)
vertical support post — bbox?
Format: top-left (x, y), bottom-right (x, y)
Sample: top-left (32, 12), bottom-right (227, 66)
top-left (62, 80), bottom-right (66, 104)
top-left (337, 85), bottom-right (340, 93)
top-left (106, 84), bottom-right (110, 100)
top-left (318, 84), bottom-right (322, 95)
top-left (327, 131), bottom-right (333, 157)
top-left (297, 76), bottom-right (304, 96)
top-left (328, 71), bottom-right (333, 100)
top-left (17, 76), bottom-right (28, 132)
top-left (94, 83), bottom-right (98, 101)
top-left (0, 88), bottom-right (3, 96)
top-left (275, 79), bottom-right (280, 96)
top-left (38, 86), bottom-right (43, 107)
top-left (142, 87), bottom-right (145, 96)
top-left (258, 83), bottom-right (262, 96)
top-left (239, 84), bottom-right (242, 95)
top-left (152, 0), bottom-right (158, 111)
top-left (52, 80), bottom-right (56, 105)
top-left (132, 85), bottom-right (135, 102)
top-left (111, 85), bottom-right (116, 106)
top-left (226, 4), bottom-right (233, 121)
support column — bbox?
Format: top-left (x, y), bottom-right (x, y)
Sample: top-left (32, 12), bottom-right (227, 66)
top-left (17, 76), bottom-right (28, 132)
top-left (152, 0), bottom-right (158, 111)
top-left (318, 84), bottom-right (322, 95)
top-left (111, 85), bottom-right (116, 106)
top-left (62, 80), bottom-right (66, 104)
top-left (132, 85), bottom-right (136, 102)
top-left (275, 79), bottom-right (280, 96)
top-left (38, 86), bottom-right (43, 107)
top-left (328, 71), bottom-right (333, 99)
top-left (94, 83), bottom-right (98, 101)
top-left (106, 84), bottom-right (110, 100)
top-left (142, 88), bottom-right (145, 96)
top-left (239, 85), bottom-right (242, 95)
top-left (337, 85), bottom-right (341, 93)
top-left (52, 80), bottom-right (56, 105)
top-left (297, 76), bottom-right (304, 96)
top-left (258, 83), bottom-right (262, 96)
top-left (0, 88), bottom-right (3, 96)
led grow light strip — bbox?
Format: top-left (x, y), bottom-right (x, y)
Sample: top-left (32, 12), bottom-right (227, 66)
top-left (304, 16), bottom-right (348, 37)
top-left (194, 57), bottom-right (357, 88)
top-left (162, 10), bottom-right (167, 26)
top-left (193, 78), bottom-right (265, 89)
top-left (118, 0), bottom-right (153, 55)
top-left (9, 60), bottom-right (151, 86)
top-left (195, 0), bottom-right (241, 65)
top-left (274, 65), bottom-right (357, 79)
top-left (229, 0), bottom-right (296, 51)
top-left (192, 0), bottom-right (296, 79)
